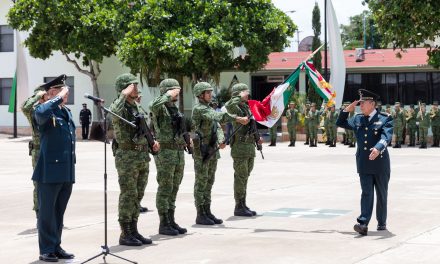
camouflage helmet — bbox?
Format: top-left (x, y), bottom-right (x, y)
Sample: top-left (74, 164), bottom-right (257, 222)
top-left (115, 73), bottom-right (138, 93)
top-left (193, 82), bottom-right (213, 97)
top-left (159, 78), bottom-right (180, 95)
top-left (231, 83), bottom-right (249, 96)
top-left (34, 84), bottom-right (45, 93)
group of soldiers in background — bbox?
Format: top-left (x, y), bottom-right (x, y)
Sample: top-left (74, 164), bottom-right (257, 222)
top-left (268, 100), bottom-right (440, 149)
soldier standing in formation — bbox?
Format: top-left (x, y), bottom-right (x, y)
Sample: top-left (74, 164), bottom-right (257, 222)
top-left (327, 104), bottom-right (339, 147)
top-left (336, 89), bottom-right (393, 236)
top-left (303, 102), bottom-right (311, 145)
top-left (430, 101), bottom-right (440, 147)
top-left (308, 103), bottom-right (319, 147)
top-left (150, 78), bottom-right (189, 236)
top-left (225, 83), bottom-right (262, 217)
top-left (286, 101), bottom-right (299, 147)
top-left (22, 85), bottom-right (47, 219)
top-left (417, 103), bottom-right (430, 149)
top-left (322, 105), bottom-right (330, 145)
top-left (110, 73), bottom-right (157, 246)
top-left (392, 102), bottom-right (405, 148)
top-left (79, 103), bottom-right (92, 140)
top-left (191, 82), bottom-right (248, 225)
top-left (406, 105), bottom-right (417, 147)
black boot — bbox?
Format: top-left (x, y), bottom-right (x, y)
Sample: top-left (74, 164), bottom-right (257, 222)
top-left (119, 222), bottom-right (142, 246)
top-left (342, 134), bottom-right (347, 144)
top-left (292, 140), bottom-right (295, 147)
top-left (268, 139), bottom-right (276, 146)
top-left (169, 209), bottom-right (187, 234)
top-left (419, 143), bottom-right (427, 149)
top-left (288, 141), bottom-right (294, 147)
top-left (234, 200), bottom-right (253, 217)
top-left (196, 205), bottom-right (215, 225)
top-left (131, 220), bottom-right (152, 244)
top-left (244, 198), bottom-right (257, 216)
top-left (204, 204), bottom-right (223, 224)
top-left (159, 213), bottom-right (179, 236)
top-left (304, 136), bottom-right (309, 145)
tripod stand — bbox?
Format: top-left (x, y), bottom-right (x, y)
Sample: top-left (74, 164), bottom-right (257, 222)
top-left (82, 102), bottom-right (137, 264)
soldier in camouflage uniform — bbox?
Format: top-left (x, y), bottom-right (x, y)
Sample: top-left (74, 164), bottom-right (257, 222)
top-left (321, 105), bottom-right (330, 145)
top-left (303, 102), bottom-right (311, 145)
top-left (347, 102), bottom-right (357, 147)
top-left (22, 85), bottom-right (47, 218)
top-left (286, 101), bottom-right (299, 147)
top-left (392, 102), bottom-right (405, 148)
top-left (406, 104), bottom-right (417, 146)
top-left (191, 82), bottom-right (248, 225)
top-left (150, 78), bottom-right (190, 236)
top-left (327, 104), bottom-right (339, 147)
top-left (110, 73), bottom-right (158, 246)
top-left (225, 83), bottom-right (262, 217)
top-left (308, 103), bottom-right (320, 147)
top-left (417, 103), bottom-right (430, 149)
top-left (430, 101), bottom-right (440, 147)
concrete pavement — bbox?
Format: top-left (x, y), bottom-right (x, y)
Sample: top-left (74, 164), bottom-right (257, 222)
top-left (0, 134), bottom-right (439, 264)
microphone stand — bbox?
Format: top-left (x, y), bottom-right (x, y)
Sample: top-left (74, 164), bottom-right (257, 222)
top-left (81, 101), bottom-right (137, 264)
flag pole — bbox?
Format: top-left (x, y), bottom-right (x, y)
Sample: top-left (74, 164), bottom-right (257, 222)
top-left (13, 87), bottom-right (17, 138)
top-left (324, 0), bottom-right (328, 80)
top-left (303, 44), bottom-right (325, 63)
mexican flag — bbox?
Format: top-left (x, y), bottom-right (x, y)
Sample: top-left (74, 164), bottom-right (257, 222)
top-left (8, 31), bottom-right (29, 113)
top-left (303, 61), bottom-right (336, 106)
top-left (248, 66), bottom-right (301, 128)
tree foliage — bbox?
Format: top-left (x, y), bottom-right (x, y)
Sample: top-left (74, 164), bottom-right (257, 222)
top-left (309, 2), bottom-right (322, 106)
top-left (365, 0), bottom-right (440, 68)
top-left (117, 0), bottom-right (296, 86)
top-left (340, 10), bottom-right (383, 50)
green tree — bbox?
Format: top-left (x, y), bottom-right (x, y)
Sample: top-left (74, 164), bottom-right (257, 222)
top-left (117, 0), bottom-right (296, 96)
top-left (340, 11), bottom-right (384, 50)
top-left (309, 2), bottom-right (322, 106)
top-left (365, 0), bottom-right (440, 68)
top-left (7, 0), bottom-right (126, 118)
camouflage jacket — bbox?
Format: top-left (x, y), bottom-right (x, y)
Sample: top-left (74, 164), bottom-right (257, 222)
top-left (225, 96), bottom-right (255, 158)
top-left (431, 108), bottom-right (440, 126)
top-left (417, 111), bottom-right (430, 128)
top-left (286, 108), bottom-right (299, 126)
top-left (392, 109), bottom-right (405, 127)
top-left (327, 111), bottom-right (339, 127)
top-left (22, 93), bottom-right (44, 146)
top-left (109, 93), bottom-right (150, 160)
top-left (149, 93), bottom-right (186, 145)
top-left (191, 101), bottom-right (235, 159)
top-left (308, 110), bottom-right (320, 127)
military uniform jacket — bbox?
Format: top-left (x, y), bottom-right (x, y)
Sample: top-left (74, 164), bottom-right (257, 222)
top-left (225, 96), bottom-right (255, 158)
top-left (392, 109), bottom-right (405, 127)
top-left (328, 111), bottom-right (339, 127)
top-left (286, 108), bottom-right (299, 126)
top-left (417, 111), bottom-right (430, 128)
top-left (32, 96), bottom-right (76, 183)
top-left (336, 110), bottom-right (393, 175)
top-left (80, 108), bottom-right (92, 124)
top-left (406, 110), bottom-right (417, 128)
top-left (22, 93), bottom-right (44, 146)
top-left (191, 101), bottom-right (236, 159)
top-left (308, 110), bottom-right (320, 127)
top-left (431, 108), bottom-right (440, 126)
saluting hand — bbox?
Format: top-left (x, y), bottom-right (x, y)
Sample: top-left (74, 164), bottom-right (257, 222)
top-left (166, 88), bottom-right (180, 100)
top-left (369, 147), bottom-right (380, 160)
top-left (345, 100), bottom-right (359, 112)
top-left (122, 84), bottom-right (137, 97)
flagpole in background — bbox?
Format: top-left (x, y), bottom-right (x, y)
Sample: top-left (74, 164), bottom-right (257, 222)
top-left (324, 0), bottom-right (328, 81)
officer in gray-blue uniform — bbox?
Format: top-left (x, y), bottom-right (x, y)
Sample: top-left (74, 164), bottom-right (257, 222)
top-left (32, 75), bottom-right (76, 262)
top-left (336, 89), bottom-right (393, 236)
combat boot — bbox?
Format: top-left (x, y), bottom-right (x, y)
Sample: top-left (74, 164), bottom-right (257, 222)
top-left (119, 222), bottom-right (142, 246)
top-left (268, 139), bottom-right (276, 146)
top-left (131, 220), bottom-right (152, 244)
top-left (419, 143), bottom-right (427, 149)
top-left (288, 141), bottom-right (294, 147)
top-left (159, 213), bottom-right (179, 236)
top-left (204, 204), bottom-right (223, 224)
top-left (169, 209), bottom-right (187, 234)
top-left (292, 140), bottom-right (295, 147)
top-left (304, 136), bottom-right (309, 145)
top-left (234, 200), bottom-right (253, 217)
top-left (196, 205), bottom-right (215, 225)
top-left (243, 198), bottom-right (257, 216)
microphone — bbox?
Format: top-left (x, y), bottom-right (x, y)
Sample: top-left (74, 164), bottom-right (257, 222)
top-left (84, 93), bottom-right (104, 103)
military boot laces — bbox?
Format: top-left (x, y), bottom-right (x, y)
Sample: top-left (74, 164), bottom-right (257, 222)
top-left (196, 206), bottom-right (215, 225)
top-left (234, 201), bottom-right (253, 217)
top-left (159, 213), bottom-right (179, 236)
top-left (169, 209), bottom-right (187, 234)
top-left (131, 220), bottom-right (152, 244)
top-left (119, 222), bottom-right (142, 246)
top-left (204, 205), bottom-right (223, 224)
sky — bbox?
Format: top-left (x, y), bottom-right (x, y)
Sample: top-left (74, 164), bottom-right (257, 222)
top-left (272, 0), bottom-right (368, 51)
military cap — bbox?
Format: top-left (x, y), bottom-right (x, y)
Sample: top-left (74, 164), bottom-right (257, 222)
top-left (394, 102), bottom-right (401, 106)
top-left (33, 84), bottom-right (45, 93)
top-left (311, 102), bottom-right (317, 107)
top-left (159, 78), bottom-right (180, 95)
top-left (41, 74), bottom-right (66, 91)
top-left (433, 101), bottom-right (439, 106)
top-left (193, 82), bottom-right (213, 97)
top-left (289, 101), bottom-right (295, 105)
top-left (343, 101), bottom-right (350, 106)
top-left (115, 73), bottom-right (138, 93)
top-left (421, 102), bottom-right (426, 106)
top-left (358, 89), bottom-right (379, 102)
top-left (409, 104), bottom-right (414, 109)
top-left (386, 104), bottom-right (391, 108)
top-left (231, 83), bottom-right (249, 95)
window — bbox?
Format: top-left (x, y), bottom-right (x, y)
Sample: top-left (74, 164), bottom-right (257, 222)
top-left (0, 25), bottom-right (14, 52)
top-left (0, 78), bottom-right (13, 105)
top-left (44, 76), bottom-right (75, 104)
top-left (432, 73), bottom-right (440, 103)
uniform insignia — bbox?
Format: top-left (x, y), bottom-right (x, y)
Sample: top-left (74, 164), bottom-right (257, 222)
top-left (374, 121), bottom-right (382, 125)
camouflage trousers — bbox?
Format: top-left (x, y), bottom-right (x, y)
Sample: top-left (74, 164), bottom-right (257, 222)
top-left (304, 122), bottom-right (310, 139)
top-left (407, 126), bottom-right (417, 143)
top-left (154, 149), bottom-right (184, 214)
top-left (115, 150), bottom-right (149, 224)
top-left (269, 126), bottom-right (277, 141)
top-left (194, 157), bottom-right (218, 207)
top-left (394, 126), bottom-right (403, 142)
top-left (419, 127), bottom-right (429, 144)
top-left (328, 125), bottom-right (337, 142)
top-left (309, 125), bottom-right (318, 141)
top-left (433, 125), bottom-right (440, 142)
top-left (32, 148), bottom-right (40, 213)
top-left (233, 157), bottom-right (254, 203)
top-left (287, 125), bottom-right (296, 141)
top-left (347, 130), bottom-right (356, 144)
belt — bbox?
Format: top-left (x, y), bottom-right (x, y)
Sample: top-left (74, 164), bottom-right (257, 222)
top-left (160, 142), bottom-right (185, 150)
top-left (118, 143), bottom-right (148, 151)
